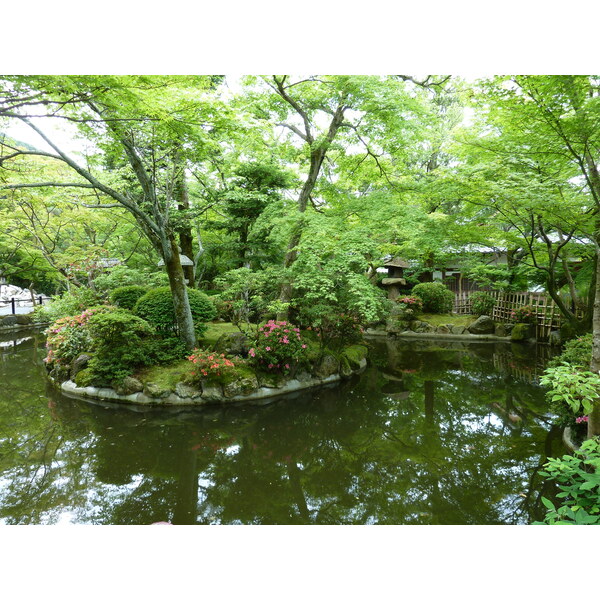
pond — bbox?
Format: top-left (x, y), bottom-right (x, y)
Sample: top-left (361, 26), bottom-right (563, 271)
top-left (0, 329), bottom-right (565, 524)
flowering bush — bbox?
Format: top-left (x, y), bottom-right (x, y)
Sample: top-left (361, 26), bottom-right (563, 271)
top-left (396, 295), bottom-right (424, 311)
top-left (511, 305), bottom-right (537, 324)
top-left (44, 307), bottom-right (108, 367)
top-left (187, 350), bottom-right (237, 383)
top-left (249, 320), bottom-right (307, 373)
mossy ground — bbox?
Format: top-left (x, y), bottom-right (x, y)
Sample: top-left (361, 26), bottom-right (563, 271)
top-left (417, 313), bottom-right (478, 327)
top-left (131, 321), bottom-right (368, 391)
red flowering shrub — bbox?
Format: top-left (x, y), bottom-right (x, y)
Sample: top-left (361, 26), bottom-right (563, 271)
top-left (511, 305), bottom-right (537, 324)
top-left (396, 295), bottom-right (424, 311)
top-left (44, 307), bottom-right (108, 367)
top-left (187, 350), bottom-right (237, 383)
top-left (249, 320), bottom-right (307, 373)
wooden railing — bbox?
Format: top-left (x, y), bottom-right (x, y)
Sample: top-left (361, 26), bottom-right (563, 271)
top-left (453, 290), bottom-right (572, 340)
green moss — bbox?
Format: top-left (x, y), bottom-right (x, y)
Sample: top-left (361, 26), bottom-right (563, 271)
top-left (74, 368), bottom-right (97, 388)
top-left (339, 344), bottom-right (368, 369)
top-left (136, 360), bottom-right (194, 391)
top-left (201, 322), bottom-right (249, 349)
top-left (418, 313), bottom-right (477, 327)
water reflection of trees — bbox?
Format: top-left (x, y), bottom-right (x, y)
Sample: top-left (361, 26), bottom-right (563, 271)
top-left (0, 333), bottom-right (564, 524)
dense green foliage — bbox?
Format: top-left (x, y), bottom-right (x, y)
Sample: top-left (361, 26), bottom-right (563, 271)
top-left (109, 285), bottom-right (149, 310)
top-left (134, 287), bottom-right (216, 337)
top-left (411, 282), bottom-right (454, 314)
top-left (469, 291), bottom-right (496, 316)
top-left (33, 288), bottom-right (101, 323)
top-left (535, 438), bottom-right (600, 525)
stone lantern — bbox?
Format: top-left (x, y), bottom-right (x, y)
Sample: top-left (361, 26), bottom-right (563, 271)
top-left (381, 257), bottom-right (409, 300)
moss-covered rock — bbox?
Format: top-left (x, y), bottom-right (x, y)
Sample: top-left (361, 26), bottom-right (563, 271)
top-left (340, 345), bottom-right (368, 370)
top-left (511, 323), bottom-right (535, 342)
top-left (114, 376), bottom-right (144, 396)
top-left (315, 353), bottom-right (340, 378)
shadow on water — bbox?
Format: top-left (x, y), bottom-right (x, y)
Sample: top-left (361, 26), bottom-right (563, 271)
top-left (0, 330), bottom-right (564, 524)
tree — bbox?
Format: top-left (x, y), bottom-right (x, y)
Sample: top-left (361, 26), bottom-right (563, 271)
top-left (463, 76), bottom-right (600, 436)
top-left (0, 76), bottom-right (230, 349)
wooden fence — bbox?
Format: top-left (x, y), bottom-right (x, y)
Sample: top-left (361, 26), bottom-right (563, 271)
top-left (453, 290), bottom-right (566, 340)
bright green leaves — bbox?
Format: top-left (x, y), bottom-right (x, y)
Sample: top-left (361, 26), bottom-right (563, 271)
top-left (540, 365), bottom-right (600, 415)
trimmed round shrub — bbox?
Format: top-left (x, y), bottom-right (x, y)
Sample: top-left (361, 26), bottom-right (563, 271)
top-left (411, 282), bottom-right (454, 314)
top-left (470, 291), bottom-right (496, 316)
top-left (134, 286), bottom-right (217, 336)
top-left (109, 285), bottom-right (149, 310)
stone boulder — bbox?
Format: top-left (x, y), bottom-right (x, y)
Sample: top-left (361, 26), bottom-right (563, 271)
top-left (213, 332), bottom-right (250, 357)
top-left (71, 353), bottom-right (91, 379)
top-left (436, 325), bottom-right (451, 335)
top-left (467, 315), bottom-right (495, 335)
top-left (0, 315), bottom-right (18, 327)
top-left (549, 330), bottom-right (562, 346)
top-left (452, 325), bottom-right (467, 335)
top-left (410, 321), bottom-right (436, 334)
top-left (511, 323), bottom-right (535, 342)
top-left (175, 382), bottom-right (203, 400)
top-left (114, 376), bottom-right (144, 396)
top-left (15, 314), bottom-right (32, 325)
top-left (494, 324), bottom-right (508, 337)
top-left (144, 382), bottom-right (171, 399)
top-left (223, 374), bottom-right (259, 397)
top-left (315, 354), bottom-right (340, 378)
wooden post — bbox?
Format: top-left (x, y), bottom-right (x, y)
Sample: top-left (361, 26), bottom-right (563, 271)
top-left (11, 298), bottom-right (15, 315)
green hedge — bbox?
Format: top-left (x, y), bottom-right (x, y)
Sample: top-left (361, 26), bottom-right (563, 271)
top-left (109, 285), bottom-right (149, 310)
top-left (133, 287), bottom-right (217, 336)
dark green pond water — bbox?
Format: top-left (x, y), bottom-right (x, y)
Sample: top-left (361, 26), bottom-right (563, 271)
top-left (0, 330), bottom-right (565, 524)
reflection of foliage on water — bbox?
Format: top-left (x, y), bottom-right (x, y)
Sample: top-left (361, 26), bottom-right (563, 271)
top-left (0, 332), bottom-right (564, 524)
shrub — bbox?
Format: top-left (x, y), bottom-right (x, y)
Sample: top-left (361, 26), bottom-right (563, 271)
top-left (92, 265), bottom-right (168, 295)
top-left (109, 285), bottom-right (149, 310)
top-left (186, 349), bottom-right (238, 384)
top-left (469, 291), bottom-right (496, 316)
top-left (396, 295), bottom-right (424, 311)
top-left (248, 320), bottom-right (307, 373)
top-left (85, 308), bottom-right (155, 384)
top-left (548, 334), bottom-right (592, 370)
top-left (44, 306), bottom-right (109, 367)
top-left (411, 282), bottom-right (454, 314)
top-left (134, 287), bottom-right (217, 337)
top-left (540, 365), bottom-right (600, 416)
top-left (33, 287), bottom-right (102, 323)
top-left (535, 437), bottom-right (600, 525)
top-left (510, 305), bottom-right (537, 324)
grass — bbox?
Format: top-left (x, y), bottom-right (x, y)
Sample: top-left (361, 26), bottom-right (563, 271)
top-left (417, 313), bottom-right (478, 327)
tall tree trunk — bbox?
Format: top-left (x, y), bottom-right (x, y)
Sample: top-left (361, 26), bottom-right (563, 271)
top-left (162, 235), bottom-right (196, 350)
top-left (174, 153), bottom-right (195, 288)
top-left (588, 244), bottom-right (600, 438)
top-left (584, 253), bottom-right (597, 331)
